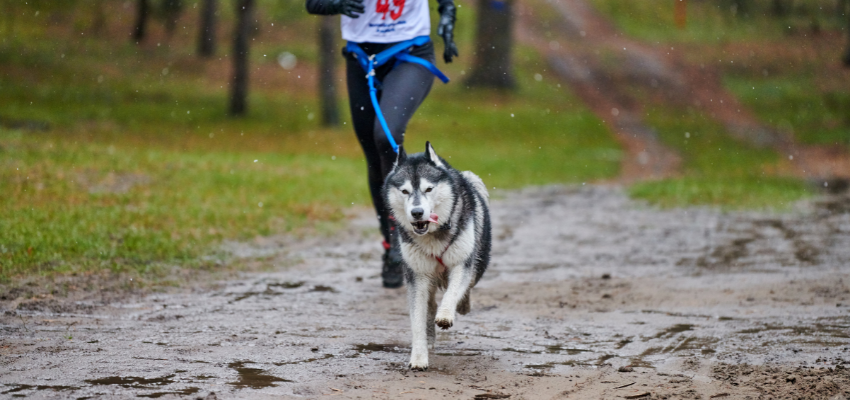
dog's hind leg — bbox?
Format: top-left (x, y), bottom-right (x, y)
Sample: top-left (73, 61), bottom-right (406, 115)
top-left (456, 291), bottom-right (471, 315)
top-left (427, 285), bottom-right (437, 349)
top-left (407, 273), bottom-right (432, 370)
top-left (435, 262), bottom-right (474, 330)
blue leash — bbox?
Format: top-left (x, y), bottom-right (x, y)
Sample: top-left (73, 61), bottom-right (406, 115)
top-left (346, 36), bottom-right (450, 154)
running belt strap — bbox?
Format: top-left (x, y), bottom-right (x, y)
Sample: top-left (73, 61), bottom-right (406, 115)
top-left (345, 36), bottom-right (450, 154)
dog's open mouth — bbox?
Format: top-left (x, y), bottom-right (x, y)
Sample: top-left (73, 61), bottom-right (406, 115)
top-left (412, 221), bottom-right (430, 235)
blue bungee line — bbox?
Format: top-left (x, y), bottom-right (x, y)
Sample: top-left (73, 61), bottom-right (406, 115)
top-left (345, 36), bottom-right (450, 154)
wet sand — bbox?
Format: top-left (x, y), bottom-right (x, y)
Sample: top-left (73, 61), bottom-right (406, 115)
top-left (2, 186), bottom-right (849, 399)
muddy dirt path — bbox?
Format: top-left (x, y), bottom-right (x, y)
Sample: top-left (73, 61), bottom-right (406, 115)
top-left (517, 0), bottom-right (850, 181)
top-left (2, 186), bottom-right (850, 399)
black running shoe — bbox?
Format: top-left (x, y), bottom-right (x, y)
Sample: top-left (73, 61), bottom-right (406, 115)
top-left (382, 244), bottom-right (404, 289)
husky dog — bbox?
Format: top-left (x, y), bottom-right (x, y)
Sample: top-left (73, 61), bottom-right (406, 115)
top-left (383, 141), bottom-right (491, 370)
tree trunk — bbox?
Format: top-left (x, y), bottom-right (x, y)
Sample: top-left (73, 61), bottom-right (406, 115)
top-left (197, 0), bottom-right (217, 57)
top-left (674, 0), bottom-right (687, 29)
top-left (465, 0), bottom-right (516, 89)
top-left (772, 0), bottom-right (790, 16)
top-left (318, 17), bottom-right (340, 126)
top-left (730, 0), bottom-right (750, 18)
top-left (3, 0), bottom-right (16, 38)
top-left (162, 0), bottom-right (183, 38)
top-left (92, 0), bottom-right (106, 36)
top-left (843, 7), bottom-right (850, 67)
top-left (229, 0), bottom-right (254, 116)
top-left (132, 0), bottom-right (149, 43)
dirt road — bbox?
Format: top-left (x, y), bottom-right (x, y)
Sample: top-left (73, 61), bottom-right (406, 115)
top-left (2, 186), bottom-right (850, 399)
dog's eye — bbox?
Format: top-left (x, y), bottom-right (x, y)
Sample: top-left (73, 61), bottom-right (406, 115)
top-left (425, 187), bottom-right (433, 193)
top-left (402, 189), bottom-right (410, 195)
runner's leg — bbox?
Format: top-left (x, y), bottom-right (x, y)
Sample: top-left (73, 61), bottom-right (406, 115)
top-left (373, 58), bottom-right (436, 176)
top-left (346, 55), bottom-right (391, 242)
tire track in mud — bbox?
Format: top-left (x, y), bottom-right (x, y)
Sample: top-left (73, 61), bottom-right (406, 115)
top-left (1, 187), bottom-right (850, 398)
top-left (517, 0), bottom-right (850, 181)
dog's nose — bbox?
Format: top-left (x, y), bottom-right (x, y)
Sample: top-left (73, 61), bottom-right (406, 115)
top-left (411, 208), bottom-right (424, 220)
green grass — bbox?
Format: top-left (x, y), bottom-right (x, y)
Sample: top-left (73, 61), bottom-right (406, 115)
top-left (725, 76), bottom-right (850, 147)
top-left (629, 109), bottom-right (812, 209)
top-left (587, 0), bottom-right (846, 44)
top-left (1, 131), bottom-right (367, 278)
top-left (0, 5), bottom-right (621, 281)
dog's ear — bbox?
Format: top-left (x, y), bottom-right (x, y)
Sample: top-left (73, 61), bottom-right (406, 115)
top-left (394, 145), bottom-right (407, 166)
top-left (425, 141), bottom-right (445, 168)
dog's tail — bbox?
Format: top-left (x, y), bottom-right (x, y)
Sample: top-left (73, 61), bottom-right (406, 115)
top-left (461, 171), bottom-right (489, 204)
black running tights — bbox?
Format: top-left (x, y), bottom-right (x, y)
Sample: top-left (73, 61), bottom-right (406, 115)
top-left (344, 41), bottom-right (436, 243)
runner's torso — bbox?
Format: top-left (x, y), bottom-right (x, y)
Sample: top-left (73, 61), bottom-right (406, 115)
top-left (341, 0), bottom-right (430, 43)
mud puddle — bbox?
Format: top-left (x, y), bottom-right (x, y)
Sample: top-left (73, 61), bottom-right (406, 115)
top-left (85, 375), bottom-right (176, 388)
top-left (1, 384), bottom-right (79, 396)
top-left (1, 186), bottom-right (849, 398)
top-left (228, 361), bottom-right (292, 389)
top-left (137, 387), bottom-right (201, 398)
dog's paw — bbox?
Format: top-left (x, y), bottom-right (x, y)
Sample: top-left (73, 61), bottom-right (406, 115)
top-left (435, 308), bottom-right (454, 330)
top-left (409, 352), bottom-right (429, 371)
top-left (435, 317), bottom-right (453, 330)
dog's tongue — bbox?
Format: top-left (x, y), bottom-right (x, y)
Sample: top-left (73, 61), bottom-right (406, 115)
top-left (428, 213), bottom-right (439, 224)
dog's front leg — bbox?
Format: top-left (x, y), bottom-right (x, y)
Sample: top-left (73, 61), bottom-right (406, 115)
top-left (407, 273), bottom-right (432, 370)
top-left (427, 285), bottom-right (437, 349)
top-left (435, 261), bottom-right (473, 330)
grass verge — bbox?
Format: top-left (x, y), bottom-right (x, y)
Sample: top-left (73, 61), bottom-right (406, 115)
top-left (586, 0), bottom-right (845, 44)
top-left (629, 109), bottom-right (812, 209)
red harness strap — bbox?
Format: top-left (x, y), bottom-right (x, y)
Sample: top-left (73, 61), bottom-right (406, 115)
top-left (434, 244), bottom-right (450, 269)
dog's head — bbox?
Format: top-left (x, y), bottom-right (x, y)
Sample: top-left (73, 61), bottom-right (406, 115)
top-left (384, 141), bottom-right (455, 236)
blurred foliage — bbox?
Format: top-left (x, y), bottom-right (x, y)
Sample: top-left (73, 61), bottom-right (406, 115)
top-left (588, 0), bottom-right (847, 43)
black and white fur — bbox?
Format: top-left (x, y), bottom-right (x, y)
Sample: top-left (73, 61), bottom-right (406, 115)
top-left (383, 141), bottom-right (491, 370)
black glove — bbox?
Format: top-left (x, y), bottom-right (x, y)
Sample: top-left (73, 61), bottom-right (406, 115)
top-left (437, 2), bottom-right (459, 63)
top-left (329, 0), bottom-right (365, 18)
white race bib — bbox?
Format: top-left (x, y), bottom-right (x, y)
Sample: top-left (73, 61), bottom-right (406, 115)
top-left (341, 0), bottom-right (431, 43)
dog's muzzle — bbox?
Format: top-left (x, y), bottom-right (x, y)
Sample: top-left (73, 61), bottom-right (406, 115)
top-left (410, 213), bottom-right (439, 235)
top-left (412, 220), bottom-right (430, 235)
